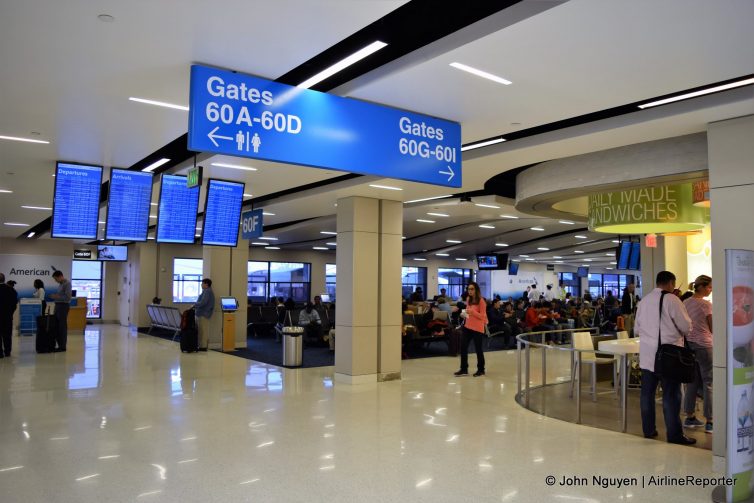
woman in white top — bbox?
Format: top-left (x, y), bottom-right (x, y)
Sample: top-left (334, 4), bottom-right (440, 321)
top-left (682, 275), bottom-right (713, 433)
top-left (32, 279), bottom-right (46, 300)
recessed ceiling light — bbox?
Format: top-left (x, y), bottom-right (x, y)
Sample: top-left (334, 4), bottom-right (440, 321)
top-left (530, 227), bottom-right (545, 231)
top-left (584, 259), bottom-right (593, 262)
top-left (479, 224), bottom-right (495, 229)
top-left (150, 202), bottom-right (157, 206)
top-left (610, 261), bottom-right (617, 265)
top-left (298, 41), bottom-right (388, 89)
top-left (326, 242), bottom-right (337, 246)
top-left (259, 237), bottom-right (278, 241)
top-left (446, 239), bottom-right (462, 244)
top-left (519, 255), bottom-right (529, 258)
top-left (555, 260), bottom-right (563, 264)
top-left (537, 247), bottom-right (549, 251)
top-left (0, 189), bottom-right (13, 193)
top-left (449, 62), bottom-right (512, 85)
top-left (98, 221), bottom-right (106, 224)
top-left (427, 212), bottom-right (450, 217)
top-left (211, 162), bottom-right (258, 171)
top-left (21, 205), bottom-right (52, 210)
top-left (525, 258), bottom-right (535, 261)
top-left (369, 184), bottom-right (402, 191)
top-left (606, 253), bottom-right (615, 256)
top-left (265, 247), bottom-right (280, 250)
top-left (147, 237), bottom-right (155, 240)
top-left (500, 215), bottom-right (518, 219)
top-left (4, 222), bottom-right (29, 226)
top-left (494, 243), bottom-right (509, 248)
top-left (461, 138), bottom-right (505, 152)
top-left (558, 220), bottom-right (575, 225)
top-left (455, 258), bottom-right (467, 261)
top-left (574, 235), bottom-right (588, 239)
top-left (142, 158), bottom-right (170, 173)
top-left (251, 242), bottom-right (267, 246)
top-left (401, 236), bottom-right (406, 240)
top-left (612, 240), bottom-right (620, 244)
top-left (574, 250), bottom-right (585, 254)
top-left (0, 135), bottom-right (50, 144)
top-left (320, 231), bottom-right (337, 235)
top-left (313, 247), bottom-right (329, 250)
top-left (404, 195), bottom-right (452, 204)
top-left (511, 259), bottom-right (520, 262)
top-left (413, 258), bottom-right (427, 261)
top-left (129, 97), bottom-right (189, 111)
top-left (149, 215), bottom-right (157, 219)
top-left (605, 267), bottom-right (614, 270)
top-left (638, 77), bottom-right (754, 109)
top-left (243, 193), bottom-right (253, 198)
top-left (262, 212), bottom-right (275, 216)
top-left (416, 219), bottom-right (435, 223)
top-left (435, 253), bottom-right (450, 257)
top-left (27, 232), bottom-right (35, 238)
top-left (475, 203), bottom-right (500, 209)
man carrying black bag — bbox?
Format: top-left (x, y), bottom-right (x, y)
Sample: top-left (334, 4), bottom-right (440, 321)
top-left (636, 270), bottom-right (694, 445)
top-left (0, 273), bottom-right (19, 358)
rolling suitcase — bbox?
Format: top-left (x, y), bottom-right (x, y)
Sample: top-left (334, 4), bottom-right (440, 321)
top-left (180, 308), bottom-right (199, 353)
top-left (448, 327), bottom-right (462, 356)
top-left (36, 314), bottom-right (57, 353)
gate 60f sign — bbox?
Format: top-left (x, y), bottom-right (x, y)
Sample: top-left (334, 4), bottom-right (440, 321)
top-left (188, 64), bottom-right (462, 188)
top-left (241, 209), bottom-right (264, 240)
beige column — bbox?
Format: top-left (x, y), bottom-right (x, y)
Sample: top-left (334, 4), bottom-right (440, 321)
top-left (664, 235), bottom-right (689, 289)
top-left (335, 196), bottom-right (402, 384)
top-left (708, 114), bottom-right (754, 470)
top-left (202, 231), bottom-right (248, 349)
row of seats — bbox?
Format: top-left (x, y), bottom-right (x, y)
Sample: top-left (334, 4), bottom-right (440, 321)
top-left (146, 304), bottom-right (182, 339)
top-left (247, 305), bottom-right (336, 338)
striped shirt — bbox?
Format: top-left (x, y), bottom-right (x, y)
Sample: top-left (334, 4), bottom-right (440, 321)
top-left (684, 296), bottom-right (713, 347)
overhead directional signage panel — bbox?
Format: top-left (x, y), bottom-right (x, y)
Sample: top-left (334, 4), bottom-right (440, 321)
top-left (241, 209), bottom-right (264, 240)
top-left (188, 64), bottom-right (462, 188)
top-left (156, 174), bottom-right (200, 244)
top-left (105, 168), bottom-right (153, 242)
top-left (51, 162), bottom-right (103, 240)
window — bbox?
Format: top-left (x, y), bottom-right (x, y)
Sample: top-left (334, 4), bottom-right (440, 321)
top-left (247, 261), bottom-right (311, 303)
top-left (587, 273), bottom-right (602, 299)
top-left (438, 268), bottom-right (473, 300)
top-left (173, 258), bottom-right (203, 303)
top-left (325, 263), bottom-right (337, 300)
top-left (584, 273), bottom-right (637, 299)
top-left (401, 266), bottom-right (427, 299)
top-left (558, 272), bottom-right (581, 297)
top-left (72, 260), bottom-right (102, 319)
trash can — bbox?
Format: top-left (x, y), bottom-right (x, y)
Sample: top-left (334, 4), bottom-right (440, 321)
top-left (282, 326), bottom-right (304, 367)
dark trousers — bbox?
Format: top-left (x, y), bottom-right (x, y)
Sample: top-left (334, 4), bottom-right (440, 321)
top-left (0, 315), bottom-right (12, 356)
top-left (54, 303), bottom-right (69, 350)
top-left (640, 369), bottom-right (683, 441)
top-left (460, 327), bottom-right (485, 373)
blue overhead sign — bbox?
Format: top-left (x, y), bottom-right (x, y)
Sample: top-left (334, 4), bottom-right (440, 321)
top-left (241, 209), bottom-right (264, 240)
top-left (188, 64), bottom-right (462, 188)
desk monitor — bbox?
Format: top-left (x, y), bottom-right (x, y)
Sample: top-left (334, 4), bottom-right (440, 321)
top-left (220, 297), bottom-right (239, 312)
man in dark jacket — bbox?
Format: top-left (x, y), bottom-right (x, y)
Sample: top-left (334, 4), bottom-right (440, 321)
top-left (621, 282), bottom-right (639, 335)
top-left (0, 273), bottom-right (19, 358)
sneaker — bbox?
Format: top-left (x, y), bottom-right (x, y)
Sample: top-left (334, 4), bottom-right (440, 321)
top-left (705, 422), bottom-right (713, 434)
top-left (684, 416), bottom-right (704, 428)
top-left (453, 370), bottom-right (469, 377)
top-left (473, 371), bottom-right (485, 377)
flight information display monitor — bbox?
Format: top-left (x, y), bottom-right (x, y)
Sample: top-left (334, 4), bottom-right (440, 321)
top-left (105, 168), bottom-right (153, 241)
top-left (628, 242), bottom-right (641, 270)
top-left (156, 174), bottom-right (200, 244)
top-left (51, 162), bottom-right (103, 239)
top-left (201, 179), bottom-right (245, 247)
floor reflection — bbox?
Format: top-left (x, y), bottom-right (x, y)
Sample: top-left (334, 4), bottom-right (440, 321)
top-left (68, 330), bottom-right (101, 390)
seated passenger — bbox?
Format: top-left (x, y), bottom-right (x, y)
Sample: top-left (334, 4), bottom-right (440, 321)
top-left (298, 302), bottom-right (322, 344)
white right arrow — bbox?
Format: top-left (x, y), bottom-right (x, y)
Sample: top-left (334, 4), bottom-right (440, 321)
top-left (207, 126), bottom-right (233, 147)
top-left (439, 165), bottom-right (455, 182)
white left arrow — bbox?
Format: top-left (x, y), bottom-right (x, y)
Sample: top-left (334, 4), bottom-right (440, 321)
top-left (207, 126), bottom-right (233, 147)
top-left (439, 165), bottom-right (455, 183)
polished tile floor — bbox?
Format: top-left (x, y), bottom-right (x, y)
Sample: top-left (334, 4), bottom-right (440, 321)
top-left (0, 325), bottom-right (718, 502)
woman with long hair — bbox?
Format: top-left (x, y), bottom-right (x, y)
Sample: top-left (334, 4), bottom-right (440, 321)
top-left (454, 282), bottom-right (488, 377)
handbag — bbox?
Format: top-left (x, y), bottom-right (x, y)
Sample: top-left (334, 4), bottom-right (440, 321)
top-left (654, 291), bottom-right (697, 383)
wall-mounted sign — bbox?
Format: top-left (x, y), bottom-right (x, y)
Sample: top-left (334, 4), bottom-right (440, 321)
top-left (187, 166), bottom-right (202, 189)
top-left (73, 249), bottom-right (93, 259)
top-left (188, 64), bottom-right (462, 188)
top-left (587, 183), bottom-right (709, 234)
top-left (646, 234), bottom-right (657, 248)
top-left (692, 179), bottom-right (710, 207)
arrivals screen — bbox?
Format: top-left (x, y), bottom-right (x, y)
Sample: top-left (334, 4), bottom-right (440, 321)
top-left (51, 162), bottom-right (103, 239)
top-left (201, 179), bottom-right (245, 247)
top-left (105, 168), bottom-right (153, 241)
top-left (156, 174), bottom-right (200, 244)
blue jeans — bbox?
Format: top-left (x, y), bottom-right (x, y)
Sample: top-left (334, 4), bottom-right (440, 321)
top-left (641, 369), bottom-right (683, 441)
top-left (683, 343), bottom-right (713, 420)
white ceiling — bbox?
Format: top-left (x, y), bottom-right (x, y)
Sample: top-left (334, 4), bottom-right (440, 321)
top-left (0, 0), bottom-right (752, 267)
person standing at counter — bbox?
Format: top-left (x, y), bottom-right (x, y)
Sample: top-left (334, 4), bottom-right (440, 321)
top-left (636, 270), bottom-right (694, 445)
top-left (50, 270), bottom-right (72, 352)
top-left (454, 282), bottom-right (488, 377)
top-left (682, 275), bottom-right (714, 434)
top-left (194, 278), bottom-right (215, 351)
top-left (33, 279), bottom-right (46, 312)
top-left (0, 273), bottom-right (19, 358)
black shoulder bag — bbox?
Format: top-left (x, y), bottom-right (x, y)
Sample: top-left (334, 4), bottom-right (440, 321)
top-left (654, 291), bottom-right (697, 383)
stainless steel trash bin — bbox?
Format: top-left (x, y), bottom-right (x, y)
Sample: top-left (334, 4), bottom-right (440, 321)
top-left (282, 327), bottom-right (304, 367)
